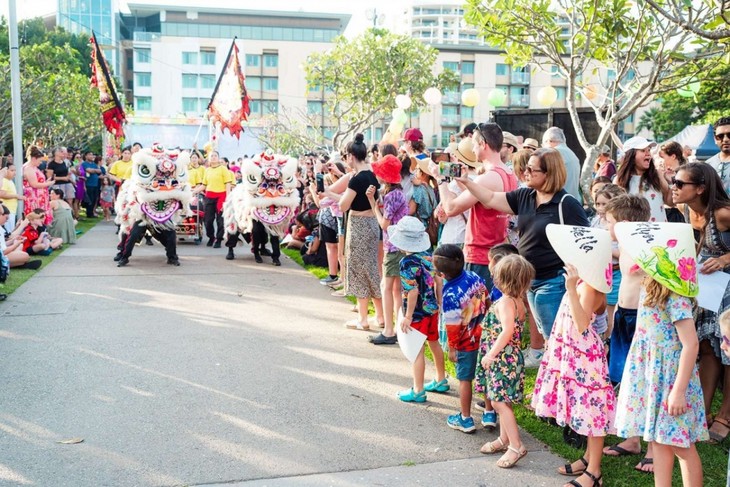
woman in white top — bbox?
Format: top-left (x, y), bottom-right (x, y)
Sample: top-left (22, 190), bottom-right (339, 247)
top-left (614, 137), bottom-right (671, 223)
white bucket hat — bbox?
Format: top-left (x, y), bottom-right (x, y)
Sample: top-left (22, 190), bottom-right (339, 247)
top-left (614, 222), bottom-right (698, 297)
top-left (388, 216), bottom-right (431, 253)
top-left (546, 224), bottom-right (613, 293)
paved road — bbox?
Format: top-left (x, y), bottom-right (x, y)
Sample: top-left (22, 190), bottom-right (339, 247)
top-left (0, 222), bottom-right (565, 486)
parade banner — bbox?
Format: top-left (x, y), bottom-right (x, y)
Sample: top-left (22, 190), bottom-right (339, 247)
top-left (90, 32), bottom-right (126, 138)
top-left (207, 38), bottom-right (251, 139)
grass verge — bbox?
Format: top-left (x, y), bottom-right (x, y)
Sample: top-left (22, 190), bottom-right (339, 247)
top-left (283, 249), bottom-right (729, 486)
top-left (1, 216), bottom-right (101, 295)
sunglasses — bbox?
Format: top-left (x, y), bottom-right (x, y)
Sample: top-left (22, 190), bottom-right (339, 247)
top-left (525, 166), bottom-right (545, 174)
top-left (715, 133), bottom-right (730, 141)
top-left (671, 177), bottom-right (698, 189)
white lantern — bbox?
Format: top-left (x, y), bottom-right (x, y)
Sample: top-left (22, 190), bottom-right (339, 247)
top-left (395, 94), bottom-right (412, 110)
top-left (423, 87), bottom-right (442, 105)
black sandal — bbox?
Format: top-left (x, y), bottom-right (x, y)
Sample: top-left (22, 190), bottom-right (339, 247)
top-left (559, 457), bottom-right (588, 476)
top-left (567, 470), bottom-right (602, 487)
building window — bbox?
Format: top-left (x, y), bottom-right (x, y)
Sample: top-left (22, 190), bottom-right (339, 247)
top-left (263, 101), bottom-right (279, 114)
top-left (249, 100), bottom-right (261, 115)
top-left (443, 61), bottom-right (459, 72)
top-left (461, 61), bottom-right (475, 75)
top-left (461, 106), bottom-right (474, 119)
top-left (496, 63), bottom-right (509, 76)
top-left (263, 78), bottom-right (278, 91)
top-left (509, 86), bottom-right (529, 107)
top-left (182, 74), bottom-right (198, 89)
top-left (182, 51), bottom-right (198, 65)
top-left (307, 101), bottom-right (322, 115)
top-left (247, 77), bottom-right (261, 91)
top-left (309, 83), bottom-right (321, 92)
top-left (135, 96), bottom-right (151, 111)
top-left (182, 97), bottom-right (198, 113)
top-left (201, 74), bottom-right (216, 89)
top-left (462, 83), bottom-right (474, 90)
top-left (200, 50), bottom-right (215, 65)
top-left (551, 65), bottom-right (561, 77)
top-left (263, 54), bottom-right (278, 68)
top-left (135, 48), bottom-right (151, 63)
top-left (555, 87), bottom-right (566, 101)
top-left (323, 127), bottom-right (335, 140)
top-left (246, 54), bottom-right (260, 67)
top-left (135, 72), bottom-right (151, 87)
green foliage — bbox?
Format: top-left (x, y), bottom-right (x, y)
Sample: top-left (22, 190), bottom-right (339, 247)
top-left (304, 28), bottom-right (458, 148)
top-left (0, 17), bottom-right (102, 153)
top-left (638, 62), bottom-right (730, 140)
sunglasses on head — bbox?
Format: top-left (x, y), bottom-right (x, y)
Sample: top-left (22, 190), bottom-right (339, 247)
top-left (671, 177), bottom-right (699, 189)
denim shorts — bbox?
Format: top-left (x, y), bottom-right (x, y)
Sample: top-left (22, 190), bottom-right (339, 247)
top-left (455, 349), bottom-right (479, 381)
top-left (527, 272), bottom-right (566, 340)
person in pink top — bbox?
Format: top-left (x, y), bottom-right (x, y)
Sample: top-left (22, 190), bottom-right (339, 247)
top-left (23, 145), bottom-right (55, 226)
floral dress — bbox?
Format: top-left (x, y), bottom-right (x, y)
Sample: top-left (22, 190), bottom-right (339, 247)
top-left (615, 291), bottom-right (708, 447)
top-left (531, 288), bottom-right (616, 437)
top-left (23, 164), bottom-right (52, 225)
top-left (475, 298), bottom-right (525, 402)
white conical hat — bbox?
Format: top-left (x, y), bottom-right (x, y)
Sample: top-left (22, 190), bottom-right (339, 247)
top-left (614, 222), bottom-right (698, 297)
top-left (546, 224), bottom-right (613, 293)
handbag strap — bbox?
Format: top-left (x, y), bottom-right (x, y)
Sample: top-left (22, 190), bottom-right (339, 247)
top-left (558, 193), bottom-right (572, 225)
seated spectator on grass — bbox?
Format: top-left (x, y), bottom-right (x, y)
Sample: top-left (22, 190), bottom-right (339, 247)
top-left (48, 189), bottom-right (77, 245)
top-left (1, 205), bottom-right (33, 269)
top-left (21, 212), bottom-right (62, 256)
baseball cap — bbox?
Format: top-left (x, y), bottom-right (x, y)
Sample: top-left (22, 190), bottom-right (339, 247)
top-left (402, 128), bottom-right (423, 142)
top-left (623, 136), bottom-right (655, 152)
top-left (502, 132), bottom-right (521, 150)
top-left (457, 122), bottom-right (478, 138)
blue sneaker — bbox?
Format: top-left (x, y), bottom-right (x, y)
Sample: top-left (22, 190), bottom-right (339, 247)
top-left (398, 388), bottom-right (426, 403)
top-left (447, 413), bottom-right (476, 433)
top-left (424, 378), bottom-right (450, 393)
top-left (481, 410), bottom-right (497, 428)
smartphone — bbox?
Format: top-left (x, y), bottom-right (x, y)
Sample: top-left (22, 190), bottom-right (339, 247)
top-left (431, 151), bottom-right (449, 163)
top-left (438, 162), bottom-right (462, 178)
top-left (316, 173), bottom-right (325, 193)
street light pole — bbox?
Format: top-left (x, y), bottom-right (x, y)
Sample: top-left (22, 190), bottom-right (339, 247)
top-left (8, 0), bottom-right (24, 217)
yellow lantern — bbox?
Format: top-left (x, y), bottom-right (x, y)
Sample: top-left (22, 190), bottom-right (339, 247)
top-left (461, 88), bottom-right (480, 107)
top-left (537, 86), bottom-right (558, 107)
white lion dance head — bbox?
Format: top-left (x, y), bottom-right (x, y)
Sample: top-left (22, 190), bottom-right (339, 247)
top-left (223, 152), bottom-right (300, 238)
top-left (115, 143), bottom-right (192, 236)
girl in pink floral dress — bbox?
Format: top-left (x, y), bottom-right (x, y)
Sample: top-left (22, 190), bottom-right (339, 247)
top-left (531, 263), bottom-right (615, 487)
top-left (23, 146), bottom-right (55, 226)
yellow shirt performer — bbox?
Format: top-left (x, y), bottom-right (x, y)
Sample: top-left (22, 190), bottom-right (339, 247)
top-left (199, 150), bottom-right (233, 247)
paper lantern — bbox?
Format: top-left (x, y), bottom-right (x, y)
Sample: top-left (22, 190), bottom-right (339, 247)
top-left (461, 88), bottom-right (480, 107)
top-left (677, 81), bottom-right (701, 98)
top-left (584, 85), bottom-right (599, 101)
top-left (395, 94), bottom-right (412, 110)
top-left (381, 129), bottom-right (399, 145)
top-left (392, 108), bottom-right (408, 125)
top-left (486, 88), bottom-right (505, 107)
top-left (423, 87), bottom-right (442, 105)
top-left (537, 86), bottom-right (558, 107)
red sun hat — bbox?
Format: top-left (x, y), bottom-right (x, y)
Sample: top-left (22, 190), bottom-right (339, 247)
top-left (371, 154), bottom-right (402, 184)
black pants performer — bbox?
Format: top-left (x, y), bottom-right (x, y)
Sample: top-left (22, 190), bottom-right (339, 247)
top-left (203, 196), bottom-right (225, 243)
top-left (226, 220), bottom-right (279, 264)
top-left (118, 221), bottom-right (178, 265)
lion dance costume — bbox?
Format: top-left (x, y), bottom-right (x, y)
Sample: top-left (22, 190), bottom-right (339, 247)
top-left (222, 152), bottom-right (300, 265)
top-left (114, 144), bottom-right (192, 267)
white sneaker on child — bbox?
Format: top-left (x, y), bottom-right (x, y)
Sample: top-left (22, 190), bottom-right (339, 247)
top-left (523, 348), bottom-right (544, 369)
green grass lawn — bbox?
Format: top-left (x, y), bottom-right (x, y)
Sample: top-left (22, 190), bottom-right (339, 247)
top-left (1, 216), bottom-right (101, 295)
top-left (283, 248), bottom-right (730, 486)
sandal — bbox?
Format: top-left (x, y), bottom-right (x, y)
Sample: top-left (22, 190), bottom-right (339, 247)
top-left (566, 470), bottom-right (602, 487)
top-left (345, 320), bottom-right (370, 331)
top-left (480, 436), bottom-right (508, 454)
top-left (603, 444), bottom-right (639, 457)
top-left (496, 445), bottom-right (527, 469)
top-left (558, 457), bottom-right (588, 476)
top-left (634, 457), bottom-right (653, 474)
top-left (709, 417), bottom-right (730, 443)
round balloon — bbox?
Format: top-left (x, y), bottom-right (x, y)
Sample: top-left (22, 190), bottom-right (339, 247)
top-left (423, 87), bottom-right (442, 105)
top-left (486, 88), bottom-right (506, 107)
top-left (537, 86), bottom-right (558, 106)
top-left (395, 94), bottom-right (412, 110)
top-left (462, 88), bottom-right (480, 107)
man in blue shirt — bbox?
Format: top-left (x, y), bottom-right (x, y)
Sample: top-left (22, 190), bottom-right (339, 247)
top-left (81, 151), bottom-right (105, 218)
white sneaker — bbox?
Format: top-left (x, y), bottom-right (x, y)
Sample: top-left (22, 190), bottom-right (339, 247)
top-left (523, 348), bottom-right (544, 368)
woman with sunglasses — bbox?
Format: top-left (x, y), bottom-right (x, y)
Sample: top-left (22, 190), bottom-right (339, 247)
top-left (455, 147), bottom-right (589, 344)
top-left (614, 137), bottom-right (672, 223)
top-left (671, 162), bottom-right (730, 443)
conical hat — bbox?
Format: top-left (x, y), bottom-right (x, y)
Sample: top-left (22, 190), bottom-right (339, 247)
top-left (546, 224), bottom-right (613, 293)
top-left (614, 222), bottom-right (698, 297)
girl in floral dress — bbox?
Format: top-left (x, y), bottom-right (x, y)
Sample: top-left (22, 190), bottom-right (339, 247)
top-left (478, 254), bottom-right (534, 469)
top-left (532, 224), bottom-right (616, 487)
top-left (614, 222), bottom-right (707, 487)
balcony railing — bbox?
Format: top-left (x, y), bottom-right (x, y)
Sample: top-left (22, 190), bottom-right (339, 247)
top-left (509, 94), bottom-right (530, 107)
top-left (440, 114), bottom-right (460, 127)
top-left (510, 72), bottom-right (530, 84)
top-left (133, 31), bottom-right (161, 42)
top-left (441, 92), bottom-right (461, 105)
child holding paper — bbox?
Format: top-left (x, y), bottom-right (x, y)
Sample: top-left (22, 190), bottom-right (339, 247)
top-left (614, 221), bottom-right (707, 487)
top-left (433, 244), bottom-right (488, 433)
top-left (388, 216), bottom-right (446, 403)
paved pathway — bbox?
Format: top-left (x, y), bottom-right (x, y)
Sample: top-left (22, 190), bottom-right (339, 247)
top-left (0, 222), bottom-right (565, 486)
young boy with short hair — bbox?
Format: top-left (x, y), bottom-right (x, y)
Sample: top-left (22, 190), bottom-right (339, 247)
top-left (602, 194), bottom-right (654, 472)
top-left (434, 243), bottom-right (489, 432)
top-left (389, 216), bottom-right (447, 403)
